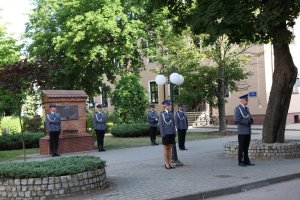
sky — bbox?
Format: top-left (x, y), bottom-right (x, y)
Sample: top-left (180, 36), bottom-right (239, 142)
top-left (0, 0), bottom-right (32, 39)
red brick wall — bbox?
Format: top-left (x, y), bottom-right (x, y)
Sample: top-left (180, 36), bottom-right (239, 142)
top-left (39, 135), bottom-right (94, 155)
top-left (40, 92), bottom-right (94, 155)
top-left (43, 97), bottom-right (87, 134)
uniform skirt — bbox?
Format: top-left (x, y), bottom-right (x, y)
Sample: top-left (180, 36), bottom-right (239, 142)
top-left (162, 134), bottom-right (175, 145)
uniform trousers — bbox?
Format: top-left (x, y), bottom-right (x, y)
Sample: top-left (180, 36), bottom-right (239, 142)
top-left (178, 129), bottom-right (187, 149)
top-left (238, 134), bottom-right (251, 164)
top-left (149, 126), bottom-right (157, 144)
top-left (49, 131), bottom-right (60, 155)
top-left (95, 129), bottom-right (105, 150)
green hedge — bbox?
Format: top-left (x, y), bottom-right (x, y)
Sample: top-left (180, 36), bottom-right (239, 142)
top-left (0, 116), bottom-right (21, 134)
top-left (111, 123), bottom-right (159, 137)
top-left (0, 156), bottom-right (105, 179)
top-left (0, 132), bottom-right (44, 151)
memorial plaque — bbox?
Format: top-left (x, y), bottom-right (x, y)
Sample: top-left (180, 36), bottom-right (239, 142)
top-left (56, 105), bottom-right (78, 120)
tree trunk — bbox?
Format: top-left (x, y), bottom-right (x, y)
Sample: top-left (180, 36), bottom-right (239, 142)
top-left (262, 43), bottom-right (298, 143)
top-left (217, 61), bottom-right (227, 133)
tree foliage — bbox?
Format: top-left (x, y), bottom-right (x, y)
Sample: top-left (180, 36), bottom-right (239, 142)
top-left (0, 25), bottom-right (20, 67)
top-left (25, 0), bottom-right (151, 95)
top-left (111, 72), bottom-right (149, 124)
top-left (152, 0), bottom-right (300, 143)
top-left (157, 31), bottom-right (249, 109)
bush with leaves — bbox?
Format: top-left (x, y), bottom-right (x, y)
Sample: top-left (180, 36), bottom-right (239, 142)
top-left (0, 116), bottom-right (21, 135)
top-left (0, 132), bottom-right (44, 150)
top-left (22, 115), bottom-right (43, 132)
top-left (0, 156), bottom-right (105, 179)
top-left (111, 72), bottom-right (149, 124)
top-left (111, 123), bottom-right (160, 137)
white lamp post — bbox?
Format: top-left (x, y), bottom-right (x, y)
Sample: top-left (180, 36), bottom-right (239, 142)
top-left (155, 71), bottom-right (184, 166)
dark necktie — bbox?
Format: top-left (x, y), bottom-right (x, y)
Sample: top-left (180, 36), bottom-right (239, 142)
top-left (244, 107), bottom-right (249, 114)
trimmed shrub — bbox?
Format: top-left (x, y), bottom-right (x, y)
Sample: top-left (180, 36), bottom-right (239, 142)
top-left (22, 115), bottom-right (43, 132)
top-left (0, 132), bottom-right (44, 150)
top-left (111, 123), bottom-right (158, 137)
top-left (0, 116), bottom-right (21, 134)
top-left (0, 156), bottom-right (105, 179)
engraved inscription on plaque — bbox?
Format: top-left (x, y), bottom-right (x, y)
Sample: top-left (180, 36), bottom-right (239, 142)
top-left (56, 105), bottom-right (78, 120)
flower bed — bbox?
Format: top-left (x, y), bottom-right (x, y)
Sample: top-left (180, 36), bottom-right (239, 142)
top-left (0, 156), bottom-right (107, 199)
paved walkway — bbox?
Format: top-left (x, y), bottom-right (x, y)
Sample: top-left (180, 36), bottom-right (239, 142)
top-left (35, 124), bottom-right (300, 199)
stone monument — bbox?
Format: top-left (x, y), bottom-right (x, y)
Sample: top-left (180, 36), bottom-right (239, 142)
top-left (39, 90), bottom-right (94, 155)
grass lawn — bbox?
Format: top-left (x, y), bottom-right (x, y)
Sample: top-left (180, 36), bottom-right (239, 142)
top-left (104, 131), bottom-right (221, 150)
top-left (0, 148), bottom-right (39, 162)
top-left (0, 131), bottom-right (225, 161)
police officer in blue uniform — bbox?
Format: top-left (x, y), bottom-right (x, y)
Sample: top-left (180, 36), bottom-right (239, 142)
top-left (147, 104), bottom-right (159, 145)
top-left (175, 104), bottom-right (188, 150)
top-left (159, 100), bottom-right (176, 169)
top-left (234, 94), bottom-right (255, 167)
top-left (45, 103), bottom-right (61, 157)
top-left (93, 104), bottom-right (107, 152)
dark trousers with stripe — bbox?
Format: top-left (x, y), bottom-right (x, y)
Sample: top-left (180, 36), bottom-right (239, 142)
top-left (95, 129), bottom-right (105, 150)
top-left (178, 129), bottom-right (187, 149)
top-left (150, 127), bottom-right (157, 144)
top-left (49, 131), bottom-right (60, 155)
top-left (238, 134), bottom-right (251, 164)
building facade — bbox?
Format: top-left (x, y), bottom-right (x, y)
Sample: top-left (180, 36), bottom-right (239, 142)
top-left (96, 18), bottom-right (300, 125)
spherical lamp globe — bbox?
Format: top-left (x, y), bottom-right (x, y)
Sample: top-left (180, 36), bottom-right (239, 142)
top-left (170, 72), bottom-right (181, 85)
top-left (155, 74), bottom-right (167, 85)
top-left (177, 75), bottom-right (184, 86)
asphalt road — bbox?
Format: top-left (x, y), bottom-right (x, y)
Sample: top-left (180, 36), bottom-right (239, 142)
top-left (207, 178), bottom-right (300, 200)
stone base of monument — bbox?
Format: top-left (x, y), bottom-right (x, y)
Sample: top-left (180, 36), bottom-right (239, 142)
top-left (224, 139), bottom-right (300, 160)
top-left (39, 133), bottom-right (94, 155)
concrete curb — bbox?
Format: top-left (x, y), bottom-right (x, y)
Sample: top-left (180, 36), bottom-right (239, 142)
top-left (169, 172), bottom-right (300, 200)
top-left (192, 126), bottom-right (300, 131)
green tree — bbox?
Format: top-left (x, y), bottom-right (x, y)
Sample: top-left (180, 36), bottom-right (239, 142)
top-left (0, 24), bottom-right (21, 116)
top-left (0, 60), bottom-right (31, 161)
top-left (152, 0), bottom-right (299, 143)
top-left (111, 72), bottom-right (149, 124)
top-left (25, 0), bottom-right (148, 96)
top-left (203, 35), bottom-right (251, 133)
top-left (0, 25), bottom-right (20, 67)
top-left (157, 31), bottom-right (249, 133)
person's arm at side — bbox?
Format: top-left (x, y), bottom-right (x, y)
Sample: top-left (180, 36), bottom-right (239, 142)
top-left (174, 112), bottom-right (179, 129)
top-left (159, 112), bottom-right (165, 137)
top-left (45, 113), bottom-right (50, 132)
top-left (234, 107), bottom-right (249, 125)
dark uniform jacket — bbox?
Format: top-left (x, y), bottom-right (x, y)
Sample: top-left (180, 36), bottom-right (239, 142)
top-left (93, 112), bottom-right (106, 130)
top-left (159, 110), bottom-right (176, 137)
top-left (234, 104), bottom-right (253, 135)
top-left (175, 110), bottom-right (188, 130)
top-left (147, 111), bottom-right (159, 127)
top-left (45, 112), bottom-right (61, 132)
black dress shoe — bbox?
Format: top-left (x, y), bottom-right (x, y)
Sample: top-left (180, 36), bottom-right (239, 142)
top-left (154, 143), bottom-right (159, 145)
top-left (245, 163), bottom-right (255, 166)
top-left (51, 154), bottom-right (55, 157)
top-left (55, 153), bottom-right (61, 156)
top-left (239, 163), bottom-right (247, 167)
top-left (100, 149), bottom-right (106, 152)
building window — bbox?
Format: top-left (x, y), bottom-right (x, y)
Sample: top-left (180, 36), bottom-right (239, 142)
top-left (149, 81), bottom-right (159, 103)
